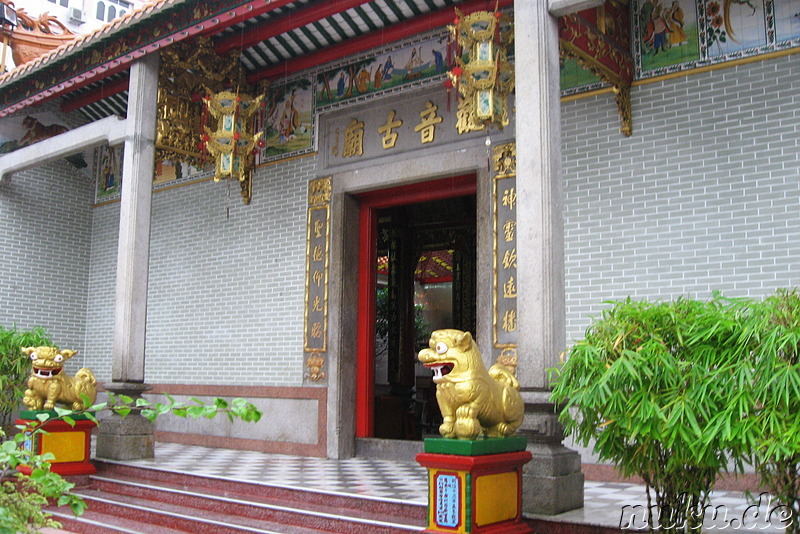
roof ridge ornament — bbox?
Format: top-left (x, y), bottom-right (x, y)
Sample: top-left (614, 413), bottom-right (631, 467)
top-left (4, 4), bottom-right (76, 68)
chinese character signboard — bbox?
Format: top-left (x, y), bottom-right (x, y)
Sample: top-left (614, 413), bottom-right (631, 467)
top-left (493, 143), bottom-right (517, 360)
top-left (320, 90), bottom-right (514, 172)
top-left (435, 473), bottom-right (461, 529)
top-left (304, 177), bottom-right (331, 382)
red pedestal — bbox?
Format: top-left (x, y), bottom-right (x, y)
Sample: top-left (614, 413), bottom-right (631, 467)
top-left (16, 414), bottom-right (97, 476)
top-left (417, 448), bottom-right (533, 534)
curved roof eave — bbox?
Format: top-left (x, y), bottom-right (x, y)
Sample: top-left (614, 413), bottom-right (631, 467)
top-left (0, 0), bottom-right (272, 117)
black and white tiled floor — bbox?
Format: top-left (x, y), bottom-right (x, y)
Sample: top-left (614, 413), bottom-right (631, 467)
top-left (113, 442), bottom-right (430, 504)
top-left (108, 442), bottom-right (791, 532)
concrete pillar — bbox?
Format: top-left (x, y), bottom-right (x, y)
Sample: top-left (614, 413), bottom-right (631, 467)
top-left (96, 53), bottom-right (159, 460)
top-left (514, 2), bottom-right (584, 515)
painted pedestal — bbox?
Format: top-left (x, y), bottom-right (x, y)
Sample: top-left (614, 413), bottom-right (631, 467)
top-left (16, 411), bottom-right (97, 476)
top-left (416, 437), bottom-right (533, 534)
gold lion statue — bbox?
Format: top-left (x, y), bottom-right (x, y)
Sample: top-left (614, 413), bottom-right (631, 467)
top-left (22, 347), bottom-right (97, 411)
top-left (418, 329), bottom-right (524, 440)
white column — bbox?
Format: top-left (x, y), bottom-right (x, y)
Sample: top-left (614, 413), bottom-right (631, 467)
top-left (514, 2), bottom-right (584, 515)
top-left (515, 1), bottom-right (565, 391)
top-left (97, 53), bottom-right (160, 461)
top-left (111, 53), bottom-right (159, 383)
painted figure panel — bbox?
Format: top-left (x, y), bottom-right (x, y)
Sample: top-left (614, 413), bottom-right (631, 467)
top-left (638, 0), bottom-right (701, 71)
top-left (257, 76), bottom-right (315, 163)
top-left (316, 33), bottom-right (449, 108)
top-left (94, 145), bottom-right (122, 202)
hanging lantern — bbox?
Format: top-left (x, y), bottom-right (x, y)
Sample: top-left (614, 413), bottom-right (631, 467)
top-left (448, 5), bottom-right (514, 133)
top-left (203, 89), bottom-right (264, 204)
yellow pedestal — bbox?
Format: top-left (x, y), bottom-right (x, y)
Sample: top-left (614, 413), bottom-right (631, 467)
top-left (16, 411), bottom-right (96, 476)
top-left (417, 438), bottom-right (533, 533)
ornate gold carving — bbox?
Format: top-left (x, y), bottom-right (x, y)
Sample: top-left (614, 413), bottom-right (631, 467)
top-left (342, 118), bottom-right (364, 157)
top-left (305, 353), bottom-right (326, 382)
top-left (308, 177), bottom-right (332, 207)
top-left (492, 142), bottom-right (517, 353)
top-left (558, 10), bottom-right (634, 136)
top-left (304, 177), bottom-right (332, 363)
top-left (418, 329), bottom-right (524, 439)
top-left (496, 348), bottom-right (518, 375)
top-left (156, 37), bottom-right (243, 168)
top-left (22, 347), bottom-right (97, 411)
top-left (493, 142), bottom-right (516, 177)
top-left (614, 83), bottom-right (632, 137)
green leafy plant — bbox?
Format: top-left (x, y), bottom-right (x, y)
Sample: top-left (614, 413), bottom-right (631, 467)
top-left (0, 428), bottom-right (86, 534)
top-left (731, 289), bottom-right (800, 533)
top-left (551, 291), bottom-right (800, 533)
top-left (0, 326), bottom-right (52, 434)
top-left (1, 393), bottom-right (263, 533)
top-left (550, 295), bottom-right (754, 533)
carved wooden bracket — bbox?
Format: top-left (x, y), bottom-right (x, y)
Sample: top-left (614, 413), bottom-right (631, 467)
top-left (558, 1), bottom-right (634, 136)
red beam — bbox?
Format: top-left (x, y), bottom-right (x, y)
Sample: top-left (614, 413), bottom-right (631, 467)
top-left (216, 0), bottom-right (376, 55)
top-left (60, 75), bottom-right (130, 113)
top-left (249, 0), bottom-right (514, 83)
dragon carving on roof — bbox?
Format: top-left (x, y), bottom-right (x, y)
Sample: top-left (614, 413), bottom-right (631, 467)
top-left (1, 1), bottom-right (76, 67)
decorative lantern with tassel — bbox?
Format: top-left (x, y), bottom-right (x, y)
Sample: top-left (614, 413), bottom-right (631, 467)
top-left (202, 88), bottom-right (264, 204)
top-left (448, 4), bottom-right (514, 134)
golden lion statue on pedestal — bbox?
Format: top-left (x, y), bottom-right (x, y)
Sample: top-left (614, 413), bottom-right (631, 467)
top-left (418, 329), bottom-right (524, 440)
top-left (22, 347), bottom-right (97, 411)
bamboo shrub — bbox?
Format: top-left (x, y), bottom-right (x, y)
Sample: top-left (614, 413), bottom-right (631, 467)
top-left (550, 295), bottom-right (756, 533)
top-left (0, 326), bottom-right (52, 434)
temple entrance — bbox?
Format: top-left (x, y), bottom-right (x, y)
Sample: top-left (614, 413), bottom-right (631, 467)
top-left (355, 175), bottom-right (476, 440)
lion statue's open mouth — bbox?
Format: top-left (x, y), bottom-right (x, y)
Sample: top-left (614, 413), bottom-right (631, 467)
top-left (33, 367), bottom-right (63, 379)
top-left (425, 362), bottom-right (454, 380)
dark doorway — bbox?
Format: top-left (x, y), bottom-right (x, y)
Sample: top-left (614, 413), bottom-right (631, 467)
top-left (355, 175), bottom-right (477, 440)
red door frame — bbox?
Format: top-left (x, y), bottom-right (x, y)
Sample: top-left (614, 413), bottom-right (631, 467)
top-left (355, 174), bottom-right (477, 437)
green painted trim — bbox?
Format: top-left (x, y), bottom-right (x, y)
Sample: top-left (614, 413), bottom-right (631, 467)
top-left (19, 410), bottom-right (95, 421)
top-left (423, 436), bottom-right (528, 456)
top-left (465, 471), bottom-right (473, 533)
top-left (354, 6), bottom-right (379, 32)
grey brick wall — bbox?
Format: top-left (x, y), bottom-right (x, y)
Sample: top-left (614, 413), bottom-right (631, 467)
top-left (83, 156), bottom-right (316, 385)
top-left (562, 54), bottom-right (800, 345)
top-left (0, 160), bottom-right (94, 364)
top-left (78, 53), bottom-right (799, 385)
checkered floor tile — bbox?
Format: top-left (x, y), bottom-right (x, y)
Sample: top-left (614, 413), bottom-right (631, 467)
top-left (111, 442), bottom-right (430, 504)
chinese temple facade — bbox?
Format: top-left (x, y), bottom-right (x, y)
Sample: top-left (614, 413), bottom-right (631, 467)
top-left (0, 0), bottom-right (798, 515)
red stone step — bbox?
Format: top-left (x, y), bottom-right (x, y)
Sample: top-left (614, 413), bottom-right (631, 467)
top-left (46, 461), bottom-right (427, 534)
top-left (47, 508), bottom-right (191, 534)
top-left (92, 460), bottom-right (426, 525)
top-left (51, 490), bottom-right (333, 534)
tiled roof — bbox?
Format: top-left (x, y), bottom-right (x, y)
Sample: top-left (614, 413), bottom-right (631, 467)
top-left (0, 0), bottom-right (181, 86)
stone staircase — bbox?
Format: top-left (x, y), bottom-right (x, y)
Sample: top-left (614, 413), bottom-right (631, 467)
top-left (47, 461), bottom-right (428, 534)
